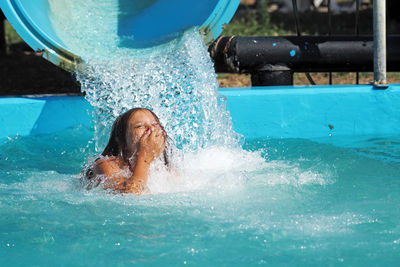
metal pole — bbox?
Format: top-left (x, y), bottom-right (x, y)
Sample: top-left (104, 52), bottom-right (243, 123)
top-left (373, 0), bottom-right (387, 87)
top-left (327, 0), bottom-right (332, 85)
top-left (355, 0), bottom-right (360, 84)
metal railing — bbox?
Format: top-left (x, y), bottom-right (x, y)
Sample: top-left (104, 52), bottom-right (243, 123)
top-left (373, 0), bottom-right (387, 87)
top-left (210, 0), bottom-right (392, 88)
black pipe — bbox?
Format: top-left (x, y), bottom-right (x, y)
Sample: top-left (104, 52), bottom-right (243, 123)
top-left (251, 70), bottom-right (293, 86)
top-left (209, 35), bottom-right (400, 74)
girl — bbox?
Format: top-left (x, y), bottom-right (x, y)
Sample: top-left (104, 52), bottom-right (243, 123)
top-left (83, 108), bottom-right (169, 195)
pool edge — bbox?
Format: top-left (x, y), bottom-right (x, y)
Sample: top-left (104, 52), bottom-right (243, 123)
top-left (1, 84), bottom-right (400, 143)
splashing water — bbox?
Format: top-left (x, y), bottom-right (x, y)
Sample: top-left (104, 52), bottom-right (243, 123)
top-left (48, 1), bottom-right (331, 195)
top-left (76, 29), bottom-right (241, 152)
top-left (49, 1), bottom-right (240, 152)
top-left (48, 0), bottom-right (274, 195)
top-left (46, 1), bottom-right (335, 197)
top-left (74, 28), bottom-right (260, 193)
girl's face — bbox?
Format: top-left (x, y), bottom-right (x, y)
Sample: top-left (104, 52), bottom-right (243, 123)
top-left (126, 109), bottom-right (161, 148)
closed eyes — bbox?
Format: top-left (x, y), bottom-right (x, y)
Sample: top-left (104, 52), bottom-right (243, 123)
top-left (134, 122), bottom-right (159, 129)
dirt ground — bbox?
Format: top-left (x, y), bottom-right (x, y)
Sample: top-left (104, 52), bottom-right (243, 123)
top-left (218, 72), bottom-right (400, 88)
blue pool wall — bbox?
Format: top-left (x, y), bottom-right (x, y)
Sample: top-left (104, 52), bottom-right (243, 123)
top-left (1, 84), bottom-right (400, 144)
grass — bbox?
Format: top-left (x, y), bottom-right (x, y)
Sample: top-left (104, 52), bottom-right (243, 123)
top-left (218, 72), bottom-right (400, 88)
top-left (294, 72), bottom-right (400, 85)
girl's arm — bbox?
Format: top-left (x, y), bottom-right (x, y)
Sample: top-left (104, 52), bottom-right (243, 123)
top-left (92, 158), bottom-right (148, 195)
top-left (123, 127), bottom-right (166, 194)
top-left (123, 152), bottom-right (151, 194)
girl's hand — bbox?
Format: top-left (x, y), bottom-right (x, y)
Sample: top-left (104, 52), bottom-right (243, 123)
top-left (138, 125), bottom-right (166, 164)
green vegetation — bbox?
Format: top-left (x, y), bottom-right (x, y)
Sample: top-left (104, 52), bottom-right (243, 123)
top-left (222, 0), bottom-right (284, 36)
top-left (4, 20), bottom-right (22, 44)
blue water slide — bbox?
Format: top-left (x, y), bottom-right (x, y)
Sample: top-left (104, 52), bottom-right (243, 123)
top-left (0, 0), bottom-right (240, 70)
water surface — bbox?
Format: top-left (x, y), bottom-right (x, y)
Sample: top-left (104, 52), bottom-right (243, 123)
top-left (1, 129), bottom-right (399, 266)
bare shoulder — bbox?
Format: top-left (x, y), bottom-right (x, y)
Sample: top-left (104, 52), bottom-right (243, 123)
top-left (89, 157), bottom-right (123, 177)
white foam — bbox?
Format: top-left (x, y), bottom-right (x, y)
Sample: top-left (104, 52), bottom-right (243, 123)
top-left (258, 160), bottom-right (334, 186)
top-left (147, 146), bottom-right (265, 194)
top-left (146, 146), bottom-right (333, 194)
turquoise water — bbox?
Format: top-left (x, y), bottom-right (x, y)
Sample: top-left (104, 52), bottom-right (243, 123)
top-left (1, 128), bottom-right (400, 266)
top-left (4, 3), bottom-right (397, 265)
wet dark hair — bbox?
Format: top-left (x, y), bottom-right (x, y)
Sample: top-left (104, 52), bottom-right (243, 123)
top-left (102, 108), bottom-right (170, 167)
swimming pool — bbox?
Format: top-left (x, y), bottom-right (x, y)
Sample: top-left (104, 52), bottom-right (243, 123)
top-left (1, 125), bottom-right (399, 266)
top-left (2, 0), bottom-right (399, 265)
top-left (1, 85), bottom-right (400, 266)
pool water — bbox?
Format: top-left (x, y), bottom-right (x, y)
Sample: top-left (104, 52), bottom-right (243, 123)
top-left (1, 127), bottom-right (400, 266)
top-left (3, 1), bottom-right (399, 265)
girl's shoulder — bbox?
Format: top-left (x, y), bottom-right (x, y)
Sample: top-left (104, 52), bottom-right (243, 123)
top-left (93, 156), bottom-right (124, 176)
top-left (85, 156), bottom-right (123, 178)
